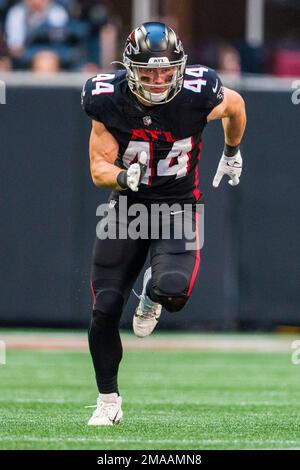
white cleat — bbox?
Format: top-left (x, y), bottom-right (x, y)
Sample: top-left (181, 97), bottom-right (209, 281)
top-left (87, 393), bottom-right (123, 426)
top-left (133, 267), bottom-right (162, 338)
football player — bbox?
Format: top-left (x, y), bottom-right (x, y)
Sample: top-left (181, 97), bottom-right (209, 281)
top-left (82, 22), bottom-right (246, 425)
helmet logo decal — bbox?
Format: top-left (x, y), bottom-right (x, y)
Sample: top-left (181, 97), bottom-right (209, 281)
top-left (125, 30), bottom-right (140, 55)
top-left (174, 35), bottom-right (184, 54)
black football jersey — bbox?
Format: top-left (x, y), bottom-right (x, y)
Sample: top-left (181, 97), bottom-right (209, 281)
top-left (81, 66), bottom-right (224, 204)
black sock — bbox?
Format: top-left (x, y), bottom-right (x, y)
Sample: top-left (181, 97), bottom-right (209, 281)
top-left (88, 310), bottom-right (123, 394)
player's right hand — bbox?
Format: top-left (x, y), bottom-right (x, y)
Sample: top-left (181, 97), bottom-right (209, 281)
top-left (117, 151), bottom-right (149, 191)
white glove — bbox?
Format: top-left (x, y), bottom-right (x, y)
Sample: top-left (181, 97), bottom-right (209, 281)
top-left (118, 151), bottom-right (148, 192)
top-left (212, 150), bottom-right (242, 188)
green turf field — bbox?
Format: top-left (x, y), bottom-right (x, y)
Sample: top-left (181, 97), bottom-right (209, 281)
top-left (0, 334), bottom-right (300, 450)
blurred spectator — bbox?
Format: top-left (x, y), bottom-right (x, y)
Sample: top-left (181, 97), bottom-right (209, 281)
top-left (97, 22), bottom-right (117, 69)
top-left (5, 0), bottom-right (68, 55)
top-left (70, 0), bottom-right (113, 69)
top-left (270, 48), bottom-right (300, 77)
top-left (31, 49), bottom-right (60, 72)
top-left (0, 29), bottom-right (11, 70)
top-left (0, 0), bottom-right (118, 71)
top-left (5, 0), bottom-right (69, 67)
top-left (0, 55), bottom-right (11, 70)
top-left (217, 43), bottom-right (241, 76)
top-left (191, 39), bottom-right (241, 76)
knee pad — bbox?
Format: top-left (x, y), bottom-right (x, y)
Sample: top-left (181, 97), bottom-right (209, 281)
top-left (93, 288), bottom-right (124, 317)
top-left (160, 296), bottom-right (188, 312)
top-left (152, 271), bottom-right (189, 313)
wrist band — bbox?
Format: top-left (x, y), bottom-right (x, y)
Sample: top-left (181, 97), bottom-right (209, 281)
top-left (117, 171), bottom-right (128, 189)
top-left (224, 143), bottom-right (240, 158)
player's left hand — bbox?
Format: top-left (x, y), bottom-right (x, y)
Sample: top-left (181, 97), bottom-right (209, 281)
top-left (212, 151), bottom-right (243, 188)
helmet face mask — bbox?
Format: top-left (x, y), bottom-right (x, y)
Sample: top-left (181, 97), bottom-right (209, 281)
top-left (122, 22), bottom-right (187, 105)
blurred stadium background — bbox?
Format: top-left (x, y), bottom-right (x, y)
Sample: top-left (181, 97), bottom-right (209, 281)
top-left (0, 0), bottom-right (300, 450)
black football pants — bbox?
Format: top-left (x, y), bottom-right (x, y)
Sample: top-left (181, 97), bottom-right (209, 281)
top-left (88, 193), bottom-right (201, 394)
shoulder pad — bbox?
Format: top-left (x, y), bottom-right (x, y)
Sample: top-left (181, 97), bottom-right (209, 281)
top-left (81, 71), bottom-right (126, 121)
top-left (183, 65), bottom-right (224, 110)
